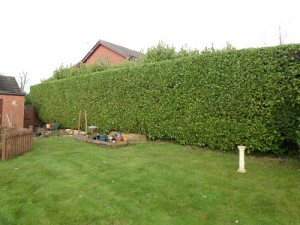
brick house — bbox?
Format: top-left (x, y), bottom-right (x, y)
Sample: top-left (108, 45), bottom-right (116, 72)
top-left (78, 39), bottom-right (144, 66)
top-left (0, 75), bottom-right (25, 128)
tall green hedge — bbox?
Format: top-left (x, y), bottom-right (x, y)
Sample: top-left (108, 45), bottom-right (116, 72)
top-left (30, 44), bottom-right (300, 153)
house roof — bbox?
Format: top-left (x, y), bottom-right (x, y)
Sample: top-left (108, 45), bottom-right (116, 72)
top-left (0, 75), bottom-right (25, 96)
top-left (79, 39), bottom-right (144, 64)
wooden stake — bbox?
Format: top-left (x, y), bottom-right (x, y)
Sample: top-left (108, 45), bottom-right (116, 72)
top-left (6, 113), bottom-right (11, 127)
top-left (84, 111), bottom-right (88, 133)
top-left (11, 112), bottom-right (14, 127)
top-left (78, 111), bottom-right (81, 134)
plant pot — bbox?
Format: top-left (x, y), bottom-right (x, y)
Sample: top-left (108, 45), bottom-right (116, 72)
top-left (114, 136), bottom-right (123, 142)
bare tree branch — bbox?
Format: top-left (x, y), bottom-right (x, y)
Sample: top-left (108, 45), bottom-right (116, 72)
top-left (18, 71), bottom-right (29, 93)
top-left (278, 25), bottom-right (287, 45)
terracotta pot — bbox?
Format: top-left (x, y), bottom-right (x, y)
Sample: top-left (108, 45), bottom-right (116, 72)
top-left (114, 136), bottom-right (123, 142)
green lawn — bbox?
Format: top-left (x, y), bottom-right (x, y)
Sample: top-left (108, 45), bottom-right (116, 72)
top-left (0, 138), bottom-right (299, 225)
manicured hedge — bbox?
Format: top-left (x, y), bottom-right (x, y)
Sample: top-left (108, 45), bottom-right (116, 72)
top-left (30, 44), bottom-right (300, 153)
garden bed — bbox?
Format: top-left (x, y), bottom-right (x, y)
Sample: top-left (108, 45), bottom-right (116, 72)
top-left (73, 133), bottom-right (147, 148)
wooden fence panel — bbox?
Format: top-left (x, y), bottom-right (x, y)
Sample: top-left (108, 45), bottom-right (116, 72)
top-left (1, 127), bottom-right (33, 161)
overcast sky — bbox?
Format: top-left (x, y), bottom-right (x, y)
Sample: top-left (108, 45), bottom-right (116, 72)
top-left (0, 0), bottom-right (299, 93)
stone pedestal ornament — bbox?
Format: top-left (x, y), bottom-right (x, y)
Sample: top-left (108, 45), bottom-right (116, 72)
top-left (237, 145), bottom-right (246, 173)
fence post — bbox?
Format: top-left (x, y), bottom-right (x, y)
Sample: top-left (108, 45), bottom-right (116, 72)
top-left (29, 125), bottom-right (33, 152)
top-left (2, 133), bottom-right (6, 161)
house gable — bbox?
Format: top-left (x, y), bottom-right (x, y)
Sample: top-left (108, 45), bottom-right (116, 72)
top-left (85, 45), bottom-right (127, 65)
top-left (79, 40), bottom-right (144, 66)
top-left (0, 75), bottom-right (25, 128)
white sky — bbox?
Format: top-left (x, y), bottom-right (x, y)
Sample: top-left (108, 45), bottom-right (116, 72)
top-left (0, 0), bottom-right (299, 93)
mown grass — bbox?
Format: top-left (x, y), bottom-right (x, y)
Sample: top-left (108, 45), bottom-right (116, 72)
top-left (0, 138), bottom-right (299, 225)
